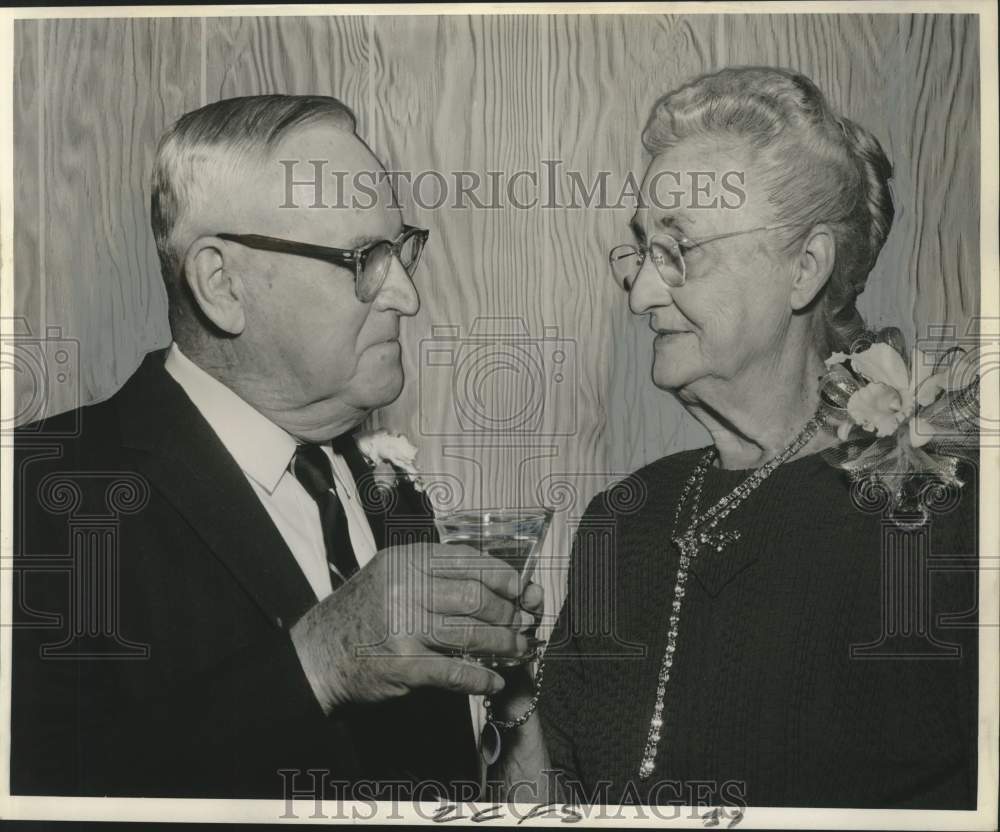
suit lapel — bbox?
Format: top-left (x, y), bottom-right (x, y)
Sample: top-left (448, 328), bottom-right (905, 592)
top-left (116, 352), bottom-right (317, 628)
top-left (113, 355), bottom-right (474, 780)
top-left (337, 437), bottom-right (439, 551)
top-left (333, 434), bottom-right (476, 780)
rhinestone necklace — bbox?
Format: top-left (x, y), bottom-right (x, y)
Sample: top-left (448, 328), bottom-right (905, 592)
top-left (637, 418), bottom-right (820, 780)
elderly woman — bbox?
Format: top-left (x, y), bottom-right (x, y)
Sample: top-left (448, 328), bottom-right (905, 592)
top-left (488, 66), bottom-right (977, 809)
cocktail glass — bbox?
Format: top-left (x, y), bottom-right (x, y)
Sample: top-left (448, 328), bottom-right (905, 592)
top-left (434, 506), bottom-right (553, 667)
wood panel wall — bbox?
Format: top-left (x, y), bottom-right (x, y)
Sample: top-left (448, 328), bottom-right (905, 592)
top-left (11, 13), bottom-right (981, 610)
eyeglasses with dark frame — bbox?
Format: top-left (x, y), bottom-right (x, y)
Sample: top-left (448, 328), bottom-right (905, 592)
top-left (608, 222), bottom-right (827, 292)
top-left (216, 224), bottom-right (430, 303)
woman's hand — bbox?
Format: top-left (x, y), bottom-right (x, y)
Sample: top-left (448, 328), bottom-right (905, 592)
top-left (488, 661), bottom-right (539, 721)
top-left (489, 579), bottom-right (545, 716)
top-left (483, 579), bottom-right (554, 804)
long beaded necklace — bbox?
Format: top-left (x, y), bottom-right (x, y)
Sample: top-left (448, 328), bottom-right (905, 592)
top-left (637, 417), bottom-right (820, 780)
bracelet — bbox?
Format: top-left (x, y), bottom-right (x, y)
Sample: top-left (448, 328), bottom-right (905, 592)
top-left (483, 657), bottom-right (546, 730)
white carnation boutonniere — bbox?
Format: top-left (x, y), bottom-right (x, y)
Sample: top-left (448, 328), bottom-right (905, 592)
top-left (819, 329), bottom-right (979, 521)
top-left (355, 429), bottom-right (427, 493)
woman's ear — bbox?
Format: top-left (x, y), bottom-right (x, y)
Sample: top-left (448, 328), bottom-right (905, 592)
top-left (791, 224), bottom-right (836, 311)
top-left (182, 237), bottom-right (247, 335)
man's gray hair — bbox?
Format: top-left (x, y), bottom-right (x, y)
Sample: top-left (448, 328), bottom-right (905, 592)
top-left (150, 94), bottom-right (356, 337)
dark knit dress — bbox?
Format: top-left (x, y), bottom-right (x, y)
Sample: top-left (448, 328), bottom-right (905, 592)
top-left (539, 449), bottom-right (978, 809)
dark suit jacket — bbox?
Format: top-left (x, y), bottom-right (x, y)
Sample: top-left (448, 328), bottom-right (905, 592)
top-left (11, 350), bottom-right (478, 799)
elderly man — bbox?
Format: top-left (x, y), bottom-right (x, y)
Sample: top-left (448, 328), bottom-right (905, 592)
top-left (11, 94), bottom-right (539, 799)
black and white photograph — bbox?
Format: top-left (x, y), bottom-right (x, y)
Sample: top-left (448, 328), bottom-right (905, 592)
top-left (0, 2), bottom-right (997, 828)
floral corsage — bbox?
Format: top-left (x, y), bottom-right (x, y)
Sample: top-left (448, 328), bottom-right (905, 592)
top-left (819, 327), bottom-right (979, 521)
top-left (355, 429), bottom-right (427, 493)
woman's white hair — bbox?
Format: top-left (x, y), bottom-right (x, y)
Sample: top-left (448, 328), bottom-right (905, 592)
top-left (642, 66), bottom-right (894, 354)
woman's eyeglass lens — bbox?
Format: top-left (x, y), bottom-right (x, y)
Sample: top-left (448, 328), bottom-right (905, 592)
top-left (358, 229), bottom-right (427, 302)
top-left (608, 239), bottom-right (686, 292)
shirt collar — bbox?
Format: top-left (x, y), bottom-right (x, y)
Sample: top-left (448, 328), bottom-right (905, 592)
top-left (164, 343), bottom-right (298, 494)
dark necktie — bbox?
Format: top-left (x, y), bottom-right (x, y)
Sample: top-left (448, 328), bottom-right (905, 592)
top-left (291, 442), bottom-right (360, 587)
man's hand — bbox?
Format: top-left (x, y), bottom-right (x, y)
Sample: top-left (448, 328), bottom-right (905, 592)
top-left (289, 543), bottom-right (544, 713)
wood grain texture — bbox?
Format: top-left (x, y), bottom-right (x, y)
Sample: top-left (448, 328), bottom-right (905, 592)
top-left (11, 21), bottom-right (46, 424)
top-left (369, 14), bottom-right (552, 476)
top-left (10, 15), bottom-right (981, 611)
top-left (893, 15), bottom-right (980, 339)
top-left (205, 15), bottom-right (371, 136)
top-left (542, 14), bottom-right (722, 587)
top-left (603, 14), bottom-right (726, 477)
top-left (368, 16), bottom-right (579, 610)
top-left (719, 13), bottom-right (979, 341)
top-left (16, 18), bottom-right (200, 417)
top-left (722, 14), bottom-right (911, 335)
top-left (607, 13), bottom-right (981, 473)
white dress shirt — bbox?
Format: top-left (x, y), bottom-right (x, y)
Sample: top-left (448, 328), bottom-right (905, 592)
top-left (164, 343), bottom-right (377, 600)
top-left (164, 344), bottom-right (485, 770)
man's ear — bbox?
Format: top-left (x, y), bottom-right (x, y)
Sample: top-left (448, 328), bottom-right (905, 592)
top-left (790, 224), bottom-right (836, 311)
top-left (182, 237), bottom-right (247, 335)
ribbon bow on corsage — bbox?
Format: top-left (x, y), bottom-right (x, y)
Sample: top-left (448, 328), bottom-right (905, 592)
top-left (819, 328), bottom-right (979, 521)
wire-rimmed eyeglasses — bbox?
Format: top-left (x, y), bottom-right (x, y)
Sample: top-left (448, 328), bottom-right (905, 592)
top-left (216, 224), bottom-right (429, 303)
top-left (608, 222), bottom-right (821, 292)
